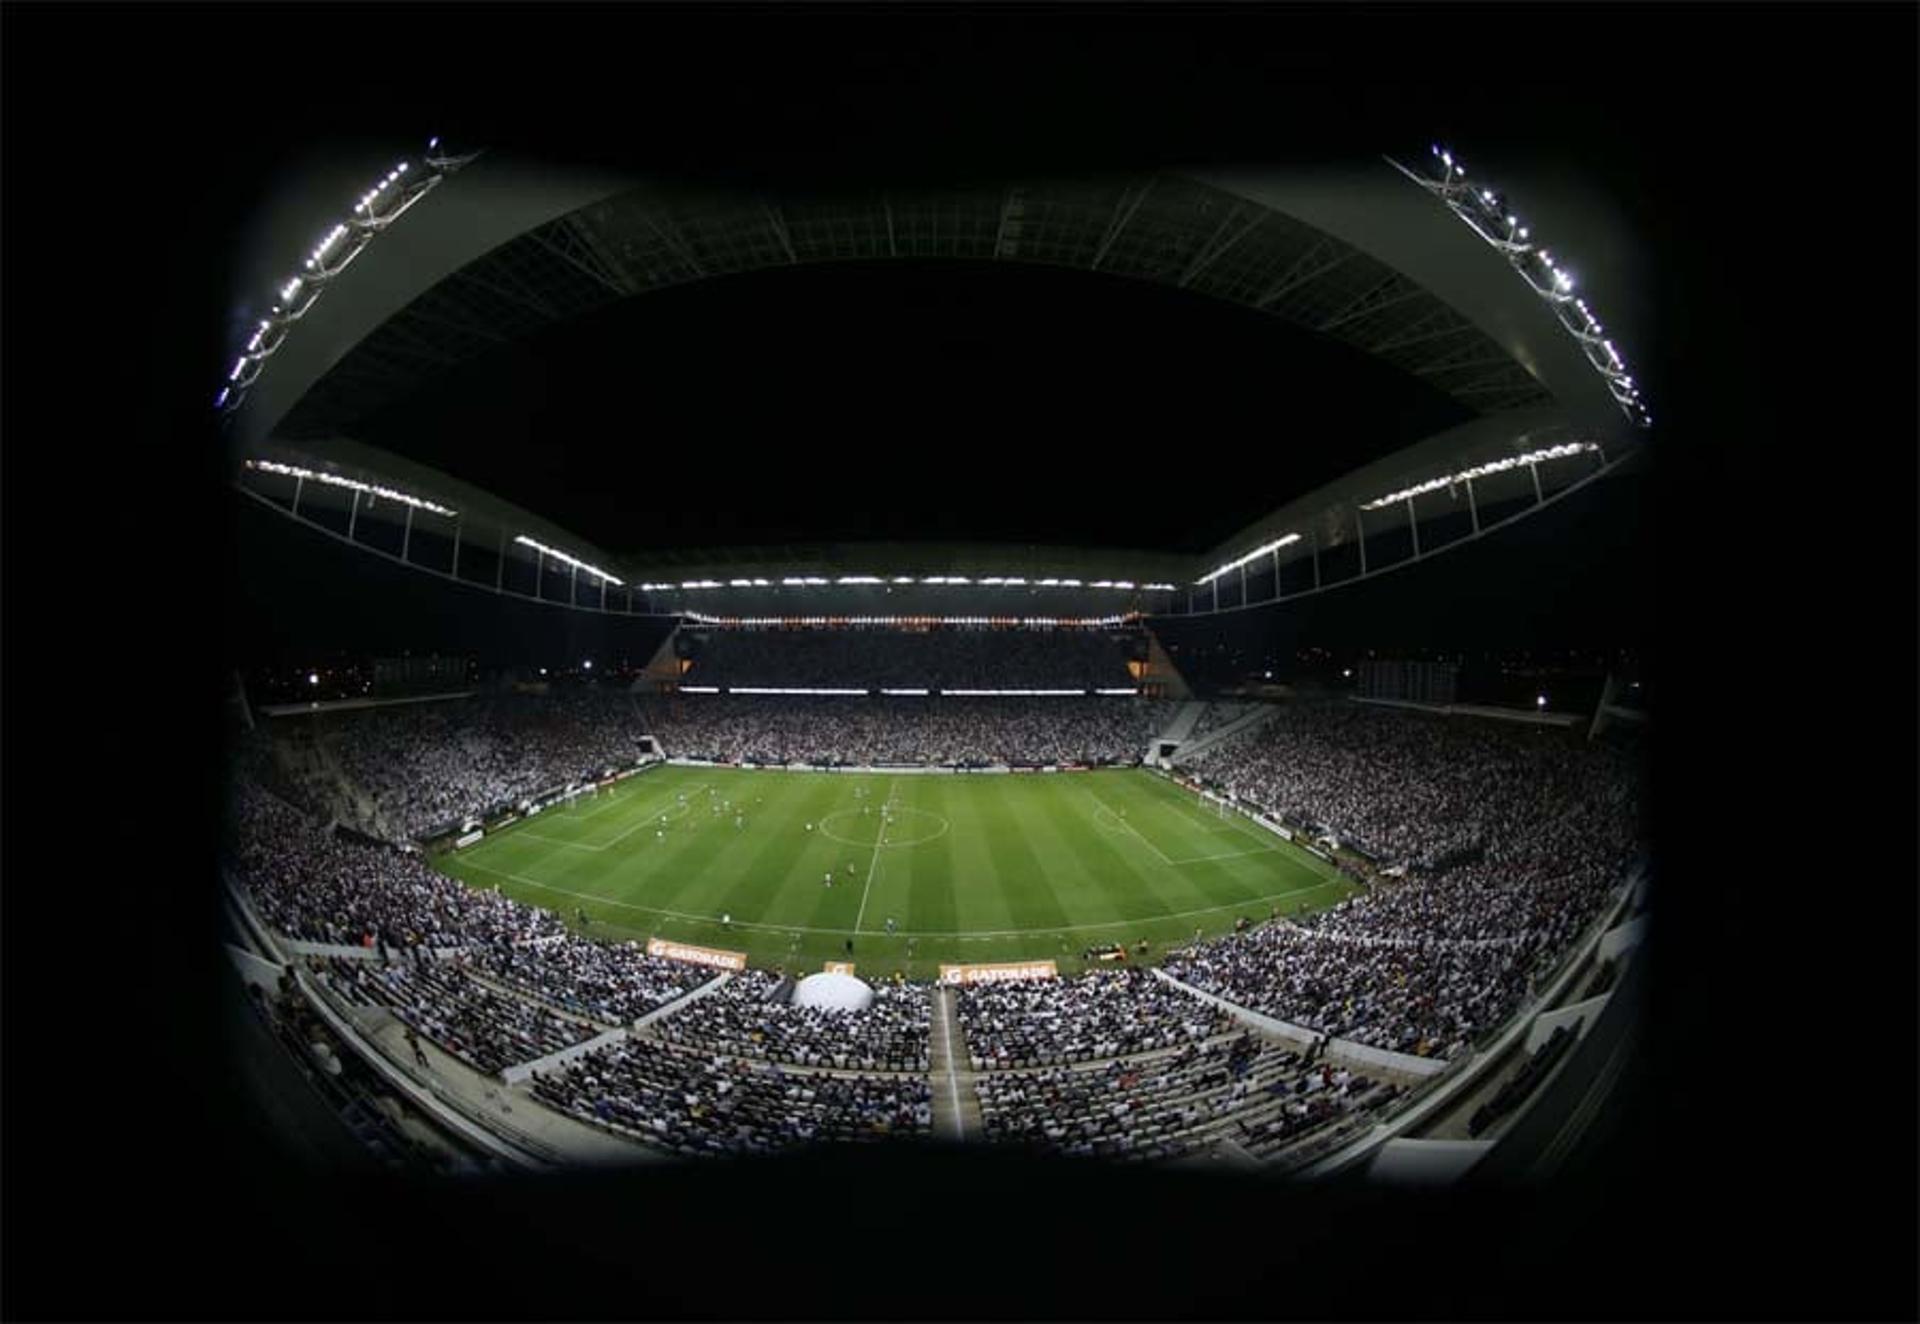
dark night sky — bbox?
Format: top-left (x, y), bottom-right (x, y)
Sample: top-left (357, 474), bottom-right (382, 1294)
top-left (357, 257), bottom-right (1472, 555)
top-left (5, 6), bottom-right (1915, 1323)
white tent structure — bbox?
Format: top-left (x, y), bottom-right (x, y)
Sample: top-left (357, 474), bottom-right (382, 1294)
top-left (791, 971), bottom-right (873, 1013)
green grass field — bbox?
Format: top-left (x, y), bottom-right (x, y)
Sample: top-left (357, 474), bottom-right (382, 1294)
top-left (433, 765), bottom-right (1356, 980)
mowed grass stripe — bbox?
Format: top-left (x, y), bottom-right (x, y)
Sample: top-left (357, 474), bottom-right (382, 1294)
top-left (1136, 775), bottom-right (1281, 858)
top-left (979, 776), bottom-right (1074, 933)
top-left (712, 775), bottom-right (843, 925)
top-left (430, 766), bottom-right (1361, 978)
top-left (902, 776), bottom-right (959, 937)
top-left (1022, 775), bottom-right (1180, 928)
top-left (945, 779), bottom-right (1013, 935)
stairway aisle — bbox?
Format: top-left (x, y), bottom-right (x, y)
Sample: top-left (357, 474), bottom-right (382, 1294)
top-left (928, 985), bottom-right (983, 1141)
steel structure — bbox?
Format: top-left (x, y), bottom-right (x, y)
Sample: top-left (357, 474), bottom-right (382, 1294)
top-left (226, 141), bottom-right (1653, 622)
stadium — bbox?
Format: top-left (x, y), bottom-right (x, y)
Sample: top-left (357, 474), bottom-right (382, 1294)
top-left (217, 112), bottom-right (1654, 1180)
top-left (13, 9), bottom-right (1912, 1321)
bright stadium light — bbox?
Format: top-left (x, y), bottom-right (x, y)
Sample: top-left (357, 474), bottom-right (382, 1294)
top-left (583, 660), bottom-right (593, 670)
top-left (244, 460), bottom-right (456, 516)
top-left (1359, 442), bottom-right (1600, 510)
top-left (218, 140), bottom-right (479, 416)
top-left (1197, 535), bottom-right (1300, 584)
top-left (514, 535), bottom-right (622, 585)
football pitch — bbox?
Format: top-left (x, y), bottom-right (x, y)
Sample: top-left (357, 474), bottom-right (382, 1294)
top-left (434, 765), bottom-right (1357, 980)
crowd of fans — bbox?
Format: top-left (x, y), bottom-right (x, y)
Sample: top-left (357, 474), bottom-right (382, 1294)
top-left (646, 695), bottom-right (1167, 766)
top-left (654, 970), bottom-right (931, 1071)
top-left (974, 1033), bottom-right (1378, 1161)
top-left (1183, 699), bottom-right (1637, 872)
top-left (1184, 701), bottom-right (1244, 743)
top-left (314, 954), bottom-right (597, 1078)
top-left (228, 775), bottom-right (566, 950)
top-left (531, 1039), bottom-right (932, 1155)
top-left (324, 689), bottom-right (650, 838)
top-left (1163, 700), bottom-right (1643, 1058)
top-left (957, 968), bottom-right (1230, 1069)
top-left (228, 684), bottom-right (1644, 1159)
top-left (681, 627), bottom-right (1142, 691)
top-left (468, 934), bottom-right (709, 1027)
top-left (1163, 924), bottom-right (1534, 1059)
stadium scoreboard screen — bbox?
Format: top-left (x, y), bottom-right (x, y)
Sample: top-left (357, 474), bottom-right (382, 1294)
top-left (374, 655), bottom-right (469, 696)
top-left (1358, 659), bottom-right (1458, 705)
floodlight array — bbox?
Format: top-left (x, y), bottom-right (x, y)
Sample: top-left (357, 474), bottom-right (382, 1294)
top-left (1196, 535), bottom-right (1302, 585)
top-left (513, 535), bottom-right (623, 585)
top-left (1358, 441), bottom-right (1600, 510)
top-left (681, 612), bottom-right (1141, 628)
top-left (217, 136), bottom-right (480, 417)
top-left (1393, 145), bottom-right (1651, 427)
top-left (642, 575), bottom-right (1176, 592)
top-left (243, 460), bottom-right (457, 516)
top-left (673, 686), bottom-right (1141, 698)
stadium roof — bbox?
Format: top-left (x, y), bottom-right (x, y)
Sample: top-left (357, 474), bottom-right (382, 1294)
top-left (225, 141), bottom-right (1651, 613)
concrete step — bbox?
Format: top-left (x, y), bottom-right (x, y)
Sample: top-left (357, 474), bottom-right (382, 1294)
top-left (928, 986), bottom-right (982, 1141)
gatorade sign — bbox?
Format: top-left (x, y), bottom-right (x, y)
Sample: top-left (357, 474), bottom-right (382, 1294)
top-left (646, 938), bottom-right (748, 971)
top-left (938, 960), bottom-right (1058, 985)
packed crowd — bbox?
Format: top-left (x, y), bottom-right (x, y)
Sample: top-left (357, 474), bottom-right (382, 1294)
top-left (682, 627), bottom-right (1141, 690)
top-left (314, 954), bottom-right (597, 1077)
top-left (228, 775), bottom-right (566, 949)
top-left (1163, 700), bottom-right (1642, 1058)
top-left (324, 689), bottom-right (650, 838)
top-left (1184, 699), bottom-right (1638, 872)
top-left (469, 933), bottom-right (710, 1027)
top-left (957, 968), bottom-right (1231, 1069)
top-left (653, 970), bottom-right (931, 1071)
top-left (973, 1033), bottom-right (1375, 1161)
top-left (1185, 701), bottom-right (1243, 742)
top-left (1163, 924), bottom-right (1534, 1059)
top-left (530, 1038), bottom-right (932, 1155)
top-left (646, 695), bottom-right (1168, 766)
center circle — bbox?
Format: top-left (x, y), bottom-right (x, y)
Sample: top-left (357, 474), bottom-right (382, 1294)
top-left (819, 806), bottom-right (949, 851)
